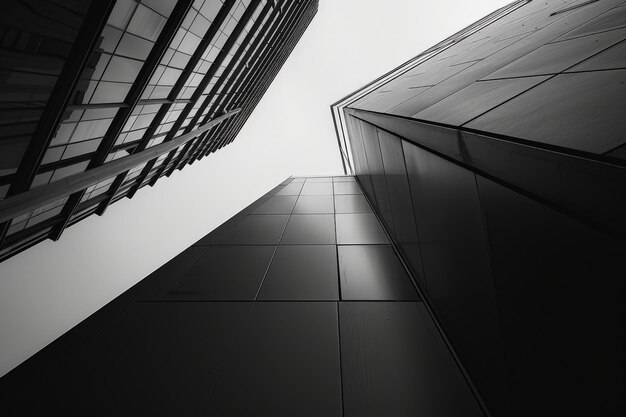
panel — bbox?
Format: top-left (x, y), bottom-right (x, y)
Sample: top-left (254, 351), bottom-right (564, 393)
top-left (484, 28), bottom-right (626, 79)
top-left (116, 32), bottom-right (153, 60)
top-left (384, 64), bottom-right (475, 117)
top-left (252, 195), bottom-right (298, 214)
top-left (275, 182), bottom-right (303, 196)
top-left (466, 70), bottom-right (626, 153)
top-left (335, 213), bottom-right (388, 245)
top-left (293, 195), bottom-right (334, 214)
top-left (334, 194), bottom-right (372, 214)
top-left (554, 4), bottom-right (626, 41)
top-left (160, 246), bottom-right (275, 300)
top-left (280, 214), bottom-right (336, 244)
top-left (333, 181), bottom-right (362, 195)
top-left (377, 131), bottom-right (425, 287)
top-left (412, 76), bottom-right (549, 126)
top-left (101, 56), bottom-right (143, 82)
top-left (338, 245), bottom-right (418, 301)
top-left (7, 302), bottom-right (250, 415)
top-left (217, 215), bottom-right (289, 245)
top-left (347, 117), bottom-right (375, 198)
top-left (127, 3), bottom-right (166, 42)
top-left (333, 176), bottom-right (355, 182)
top-left (300, 182), bottom-right (333, 195)
top-left (207, 302), bottom-right (342, 417)
top-left (339, 302), bottom-right (484, 417)
top-left (305, 177), bottom-right (333, 182)
top-left (476, 175), bottom-right (626, 416)
top-left (608, 143), bottom-right (626, 159)
top-left (570, 38), bottom-right (626, 71)
top-left (360, 123), bottom-right (394, 230)
top-left (402, 142), bottom-right (502, 410)
top-left (89, 81), bottom-right (132, 103)
top-left (258, 245), bottom-right (339, 300)
top-left (108, 0), bottom-right (137, 30)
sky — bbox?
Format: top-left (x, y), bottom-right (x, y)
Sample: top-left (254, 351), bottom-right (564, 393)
top-left (0, 0), bottom-right (509, 377)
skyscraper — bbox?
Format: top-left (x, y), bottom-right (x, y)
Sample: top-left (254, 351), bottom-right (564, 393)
top-left (1, 0), bottom-right (624, 416)
top-left (0, 0), bottom-right (317, 262)
top-left (332, 0), bottom-right (625, 416)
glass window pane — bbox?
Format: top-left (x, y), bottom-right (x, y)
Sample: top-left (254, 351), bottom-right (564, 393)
top-left (116, 33), bottom-right (153, 60)
top-left (90, 82), bottom-right (132, 104)
top-left (100, 25), bottom-right (123, 53)
top-left (50, 161), bottom-right (89, 182)
top-left (102, 56), bottom-right (143, 83)
top-left (127, 4), bottom-right (166, 42)
top-left (107, 0), bottom-right (137, 30)
top-left (142, 0), bottom-right (176, 17)
top-left (71, 118), bottom-right (113, 141)
top-left (62, 139), bottom-right (102, 159)
top-left (50, 122), bottom-right (77, 146)
top-left (159, 67), bottom-right (182, 85)
top-left (178, 31), bottom-right (201, 55)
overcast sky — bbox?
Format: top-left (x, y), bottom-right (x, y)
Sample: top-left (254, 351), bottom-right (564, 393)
top-left (0, 0), bottom-right (509, 377)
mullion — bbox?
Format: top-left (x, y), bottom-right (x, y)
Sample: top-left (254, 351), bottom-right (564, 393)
top-left (165, 1), bottom-right (277, 174)
top-left (47, 0), bottom-right (196, 240)
top-left (220, 27), bottom-right (310, 151)
top-left (179, 8), bottom-right (287, 168)
top-left (204, 1), bottom-right (312, 156)
top-left (126, 0), bottom-right (260, 197)
top-left (0, 0), bottom-right (116, 248)
top-left (201, 10), bottom-right (289, 153)
top-left (176, 1), bottom-right (275, 138)
top-left (178, 2), bottom-right (275, 140)
top-left (97, 0), bottom-right (239, 207)
top-left (185, 3), bottom-right (310, 171)
top-left (132, 0), bottom-right (264, 192)
top-left (144, 0), bottom-right (266, 184)
top-left (174, 3), bottom-right (289, 169)
top-left (218, 5), bottom-right (315, 153)
top-left (186, 0), bottom-right (306, 166)
top-left (190, 20), bottom-right (311, 166)
top-left (0, 0), bottom-right (318, 261)
top-left (203, 2), bottom-right (307, 154)
top-left (214, 7), bottom-right (314, 155)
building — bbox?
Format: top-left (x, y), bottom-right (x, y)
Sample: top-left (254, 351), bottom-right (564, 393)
top-left (2, 174), bottom-right (490, 416)
top-left (332, 0), bottom-right (626, 416)
top-left (1, 0), bottom-right (625, 416)
top-left (0, 0), bottom-right (318, 262)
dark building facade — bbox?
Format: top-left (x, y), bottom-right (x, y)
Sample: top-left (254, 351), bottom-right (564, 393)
top-left (332, 0), bottom-right (626, 416)
top-left (0, 0), bottom-right (317, 262)
top-left (0, 175), bottom-right (488, 416)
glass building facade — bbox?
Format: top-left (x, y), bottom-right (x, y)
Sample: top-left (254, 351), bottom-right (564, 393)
top-left (0, 0), bottom-right (318, 262)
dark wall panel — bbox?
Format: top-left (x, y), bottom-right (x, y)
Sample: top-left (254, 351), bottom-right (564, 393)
top-left (335, 1), bottom-right (626, 415)
top-left (360, 122), bottom-right (395, 232)
top-left (158, 245), bottom-right (275, 300)
top-left (377, 129), bottom-right (425, 288)
top-left (1, 174), bottom-right (482, 416)
top-left (477, 175), bottom-right (625, 416)
top-left (402, 141), bottom-right (504, 413)
top-left (207, 302), bottom-right (343, 417)
top-left (344, 116), bottom-right (626, 416)
top-left (466, 70), bottom-right (626, 153)
top-left (340, 302), bottom-right (484, 417)
top-left (345, 115), bottom-right (374, 199)
top-left (4, 302), bottom-right (251, 415)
